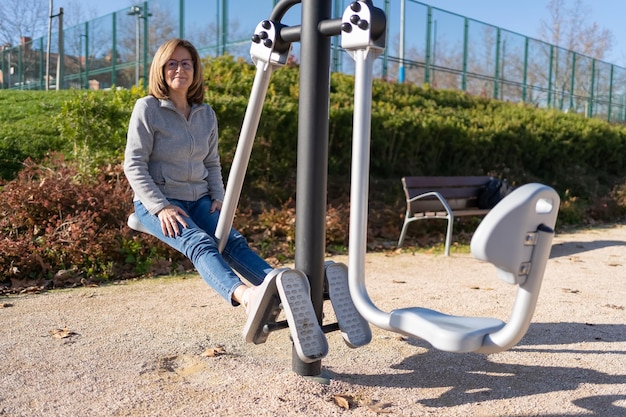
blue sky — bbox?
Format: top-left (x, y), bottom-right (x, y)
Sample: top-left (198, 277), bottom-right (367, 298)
top-left (75, 0), bottom-right (626, 66)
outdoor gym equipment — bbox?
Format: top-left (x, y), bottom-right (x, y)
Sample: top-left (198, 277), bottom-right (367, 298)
top-left (129, 0), bottom-right (559, 378)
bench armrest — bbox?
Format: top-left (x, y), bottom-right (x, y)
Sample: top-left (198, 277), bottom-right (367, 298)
top-left (408, 191), bottom-right (453, 217)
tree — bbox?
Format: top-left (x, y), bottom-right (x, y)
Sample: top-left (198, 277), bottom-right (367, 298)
top-left (538, 0), bottom-right (614, 61)
top-left (0, 0), bottom-right (104, 48)
top-left (0, 0), bottom-right (47, 47)
top-left (537, 0), bottom-right (615, 113)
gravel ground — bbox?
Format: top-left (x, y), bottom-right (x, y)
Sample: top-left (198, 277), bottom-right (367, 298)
top-left (1, 225), bottom-right (625, 416)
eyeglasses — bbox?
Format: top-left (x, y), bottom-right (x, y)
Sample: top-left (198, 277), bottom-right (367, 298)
top-left (165, 59), bottom-right (193, 71)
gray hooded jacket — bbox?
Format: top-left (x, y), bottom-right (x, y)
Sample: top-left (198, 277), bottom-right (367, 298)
top-left (124, 95), bottom-right (225, 215)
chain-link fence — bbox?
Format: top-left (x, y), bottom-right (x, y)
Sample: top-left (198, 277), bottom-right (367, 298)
top-left (2, 0), bottom-right (625, 122)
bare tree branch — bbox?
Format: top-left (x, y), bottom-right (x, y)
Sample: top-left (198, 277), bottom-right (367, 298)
top-left (0, 0), bottom-right (47, 46)
top-left (539, 0), bottom-right (614, 60)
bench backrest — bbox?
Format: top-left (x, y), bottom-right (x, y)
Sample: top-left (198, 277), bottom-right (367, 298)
top-left (402, 176), bottom-right (492, 212)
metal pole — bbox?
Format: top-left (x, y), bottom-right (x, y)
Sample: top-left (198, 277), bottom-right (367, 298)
top-left (112, 12), bottom-right (117, 87)
top-left (142, 1), bottom-right (149, 88)
top-left (547, 44), bottom-right (554, 108)
top-left (179, 0), bottom-right (185, 39)
top-left (588, 59), bottom-right (596, 118)
top-left (608, 64), bottom-right (614, 122)
top-left (461, 17), bottom-right (468, 91)
top-left (293, 0), bottom-right (332, 377)
top-left (46, 0), bottom-right (53, 90)
top-left (18, 47), bottom-right (22, 89)
top-left (494, 28), bottom-right (501, 100)
top-left (331, 0), bottom-right (342, 73)
top-left (222, 0), bottom-right (228, 55)
top-left (39, 38), bottom-right (44, 89)
top-left (381, 0), bottom-right (389, 79)
top-left (216, 0), bottom-right (220, 54)
top-left (424, 6), bottom-right (432, 84)
top-left (56, 8), bottom-right (63, 90)
top-left (135, 14), bottom-right (140, 85)
top-left (569, 51), bottom-right (576, 111)
top-left (127, 5), bottom-right (141, 85)
top-left (399, 0), bottom-right (405, 83)
top-left (85, 23), bottom-right (89, 90)
top-left (522, 37), bottom-right (528, 102)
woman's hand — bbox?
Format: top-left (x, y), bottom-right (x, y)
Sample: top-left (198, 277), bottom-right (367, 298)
top-left (210, 199), bottom-right (222, 213)
top-left (157, 205), bottom-right (189, 237)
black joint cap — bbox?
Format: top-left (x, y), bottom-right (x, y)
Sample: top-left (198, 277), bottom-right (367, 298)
top-left (358, 19), bottom-right (369, 30)
top-left (263, 39), bottom-right (273, 48)
top-left (259, 31), bottom-right (268, 40)
top-left (350, 14), bottom-right (360, 24)
top-left (341, 22), bottom-right (353, 33)
top-left (350, 2), bottom-right (361, 12)
top-left (251, 34), bottom-right (261, 43)
top-left (261, 20), bottom-right (271, 30)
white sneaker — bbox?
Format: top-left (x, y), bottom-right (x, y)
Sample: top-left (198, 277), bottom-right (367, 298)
top-left (241, 269), bottom-right (284, 344)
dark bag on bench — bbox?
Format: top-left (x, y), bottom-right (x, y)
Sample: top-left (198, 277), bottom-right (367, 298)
top-left (478, 178), bottom-right (513, 209)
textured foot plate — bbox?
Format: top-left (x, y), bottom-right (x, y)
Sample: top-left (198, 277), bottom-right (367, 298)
top-left (276, 269), bottom-right (328, 363)
top-left (325, 261), bottom-right (372, 348)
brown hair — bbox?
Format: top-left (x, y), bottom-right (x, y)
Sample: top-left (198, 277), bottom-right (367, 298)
top-left (148, 38), bottom-right (204, 105)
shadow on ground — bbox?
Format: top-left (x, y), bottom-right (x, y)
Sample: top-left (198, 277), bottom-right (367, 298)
top-left (331, 321), bottom-right (626, 416)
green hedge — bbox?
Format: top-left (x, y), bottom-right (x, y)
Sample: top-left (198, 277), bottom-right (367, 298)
top-left (2, 55), bottom-right (625, 286)
top-left (2, 54), bottom-right (626, 208)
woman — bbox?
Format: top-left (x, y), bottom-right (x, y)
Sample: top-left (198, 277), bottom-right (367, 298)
top-left (124, 38), bottom-right (274, 311)
top-left (124, 39), bottom-right (366, 362)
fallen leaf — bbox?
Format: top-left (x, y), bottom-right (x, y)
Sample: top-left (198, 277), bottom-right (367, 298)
top-left (392, 280), bottom-right (406, 284)
top-left (49, 327), bottom-right (77, 339)
top-left (201, 346), bottom-right (227, 357)
top-left (0, 303), bottom-right (14, 308)
top-left (561, 288), bottom-right (580, 294)
top-left (331, 394), bottom-right (354, 410)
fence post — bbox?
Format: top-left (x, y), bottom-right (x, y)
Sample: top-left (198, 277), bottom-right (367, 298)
top-left (18, 45), bottom-right (23, 89)
top-left (493, 27), bottom-right (501, 100)
top-left (179, 0), bottom-right (185, 39)
top-left (112, 13), bottom-right (117, 87)
top-left (39, 38), bottom-right (45, 90)
top-left (222, 0), bottom-right (228, 54)
top-left (399, 0), bottom-right (405, 83)
top-left (588, 58), bottom-right (596, 118)
top-left (608, 64), bottom-right (614, 122)
top-left (522, 37), bottom-right (529, 103)
top-left (547, 44), bottom-right (554, 108)
top-left (461, 17), bottom-right (468, 91)
top-left (142, 2), bottom-right (149, 88)
top-left (424, 6), bottom-right (432, 84)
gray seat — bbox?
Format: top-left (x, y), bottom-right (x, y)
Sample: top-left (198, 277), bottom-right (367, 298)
top-left (349, 183), bottom-right (560, 353)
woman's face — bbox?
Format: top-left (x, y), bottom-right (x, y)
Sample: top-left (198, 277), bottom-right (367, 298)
top-left (164, 46), bottom-right (194, 94)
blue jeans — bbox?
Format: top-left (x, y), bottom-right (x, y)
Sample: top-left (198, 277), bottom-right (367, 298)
top-left (133, 196), bottom-right (273, 304)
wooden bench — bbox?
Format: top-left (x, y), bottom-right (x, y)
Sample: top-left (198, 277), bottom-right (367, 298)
top-left (398, 176), bottom-right (493, 256)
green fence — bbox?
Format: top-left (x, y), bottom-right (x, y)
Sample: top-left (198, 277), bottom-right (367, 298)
top-left (2, 0), bottom-right (625, 122)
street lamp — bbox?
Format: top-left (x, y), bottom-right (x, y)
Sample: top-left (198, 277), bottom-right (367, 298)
top-left (128, 5), bottom-right (151, 86)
